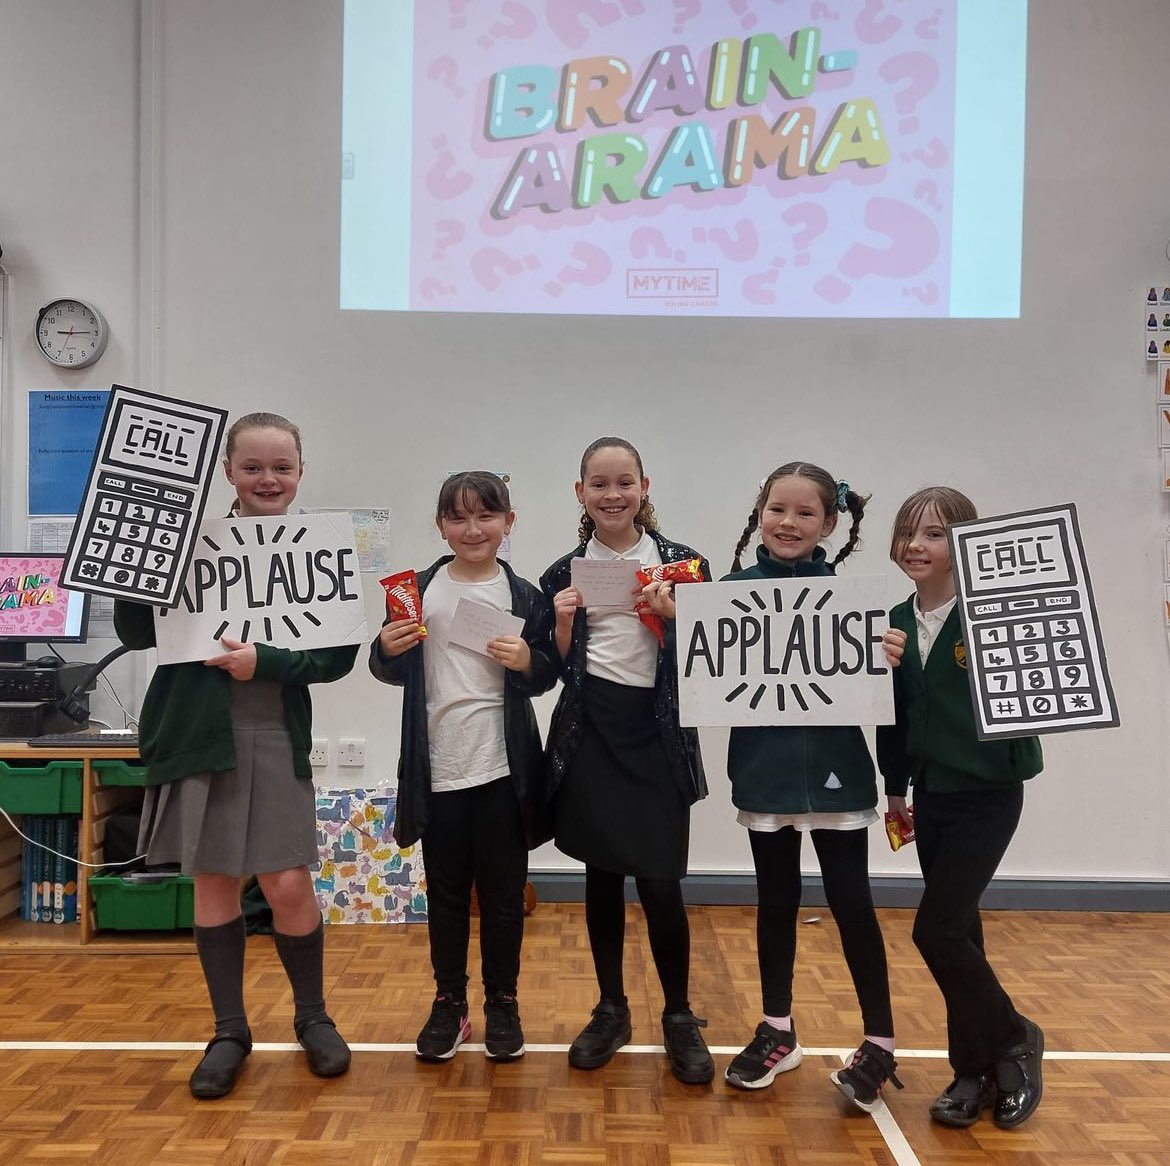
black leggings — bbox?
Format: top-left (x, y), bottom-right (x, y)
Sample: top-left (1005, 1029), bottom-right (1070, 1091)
top-left (750, 826), bottom-right (894, 1037)
top-left (584, 866), bottom-right (691, 1014)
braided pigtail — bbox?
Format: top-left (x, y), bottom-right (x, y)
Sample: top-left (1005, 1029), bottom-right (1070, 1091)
top-left (731, 510), bottom-right (759, 571)
top-left (830, 488), bottom-right (870, 567)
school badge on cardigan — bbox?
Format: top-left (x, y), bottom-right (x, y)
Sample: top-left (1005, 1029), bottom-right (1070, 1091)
top-left (954, 640), bottom-right (967, 669)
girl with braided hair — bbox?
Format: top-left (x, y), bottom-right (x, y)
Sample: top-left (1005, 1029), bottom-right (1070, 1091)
top-left (720, 461), bottom-right (903, 1116)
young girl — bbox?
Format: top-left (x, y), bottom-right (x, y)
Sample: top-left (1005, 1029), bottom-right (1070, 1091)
top-left (541, 436), bottom-right (714, 1084)
top-left (879, 487), bottom-right (1043, 1129)
top-left (114, 412), bottom-right (356, 1100)
top-left (369, 472), bottom-right (557, 1061)
top-left (721, 461), bottom-right (901, 1112)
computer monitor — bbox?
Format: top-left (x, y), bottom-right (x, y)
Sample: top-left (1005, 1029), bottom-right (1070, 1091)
top-left (0, 553), bottom-right (91, 663)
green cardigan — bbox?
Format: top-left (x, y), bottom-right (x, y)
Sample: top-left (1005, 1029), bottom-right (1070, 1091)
top-left (877, 595), bottom-right (1042, 796)
top-left (114, 599), bottom-right (358, 786)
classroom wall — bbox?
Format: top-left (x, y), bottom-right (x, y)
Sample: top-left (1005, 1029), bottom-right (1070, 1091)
top-left (2, 0), bottom-right (1168, 884)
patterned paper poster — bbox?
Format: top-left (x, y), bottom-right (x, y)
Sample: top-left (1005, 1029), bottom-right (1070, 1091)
top-left (314, 787), bottom-right (427, 924)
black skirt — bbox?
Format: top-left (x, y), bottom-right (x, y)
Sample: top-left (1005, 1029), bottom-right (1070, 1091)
top-left (554, 674), bottom-right (689, 880)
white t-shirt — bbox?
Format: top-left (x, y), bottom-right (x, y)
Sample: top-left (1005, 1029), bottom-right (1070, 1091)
top-left (422, 565), bottom-right (511, 792)
top-left (584, 531), bottom-right (661, 688)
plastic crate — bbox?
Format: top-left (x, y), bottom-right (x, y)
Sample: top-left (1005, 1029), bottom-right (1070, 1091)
top-left (92, 760), bottom-right (149, 787)
top-left (88, 871), bottom-right (194, 930)
top-left (0, 760), bottom-right (83, 814)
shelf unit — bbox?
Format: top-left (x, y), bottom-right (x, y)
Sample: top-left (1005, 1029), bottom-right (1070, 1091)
top-left (0, 742), bottom-right (194, 953)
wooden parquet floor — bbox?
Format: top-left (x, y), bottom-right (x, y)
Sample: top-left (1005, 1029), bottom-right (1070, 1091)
top-left (2, 905), bottom-right (1170, 1165)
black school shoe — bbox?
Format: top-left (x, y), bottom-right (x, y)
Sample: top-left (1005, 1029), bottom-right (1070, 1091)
top-left (993, 1017), bottom-right (1044, 1129)
top-left (830, 1040), bottom-right (905, 1113)
top-left (189, 1030), bottom-right (252, 1099)
top-left (568, 1000), bottom-right (632, 1069)
top-left (296, 1015), bottom-right (352, 1077)
top-left (661, 1010), bottom-right (715, 1084)
top-left (929, 1073), bottom-right (996, 1128)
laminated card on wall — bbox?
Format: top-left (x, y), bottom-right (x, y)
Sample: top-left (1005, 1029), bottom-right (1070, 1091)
top-left (948, 504), bottom-right (1119, 740)
top-left (61, 386), bottom-right (228, 608)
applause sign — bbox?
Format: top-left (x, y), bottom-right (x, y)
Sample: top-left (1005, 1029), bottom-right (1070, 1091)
top-left (154, 513), bottom-right (367, 665)
top-left (674, 577), bottom-right (894, 727)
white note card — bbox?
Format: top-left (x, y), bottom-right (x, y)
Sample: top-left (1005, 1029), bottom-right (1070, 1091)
top-left (570, 557), bottom-right (640, 609)
top-left (448, 598), bottom-right (524, 656)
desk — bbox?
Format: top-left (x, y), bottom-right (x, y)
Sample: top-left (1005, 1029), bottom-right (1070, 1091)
top-left (0, 742), bottom-right (194, 953)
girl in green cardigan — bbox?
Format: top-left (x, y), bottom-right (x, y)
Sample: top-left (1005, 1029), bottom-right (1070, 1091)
top-left (114, 412), bottom-right (357, 1100)
top-left (879, 486), bottom-right (1043, 1131)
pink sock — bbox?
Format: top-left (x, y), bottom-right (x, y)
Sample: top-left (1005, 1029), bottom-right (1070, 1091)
top-left (865, 1034), bottom-right (895, 1054)
top-left (763, 1014), bottom-right (792, 1033)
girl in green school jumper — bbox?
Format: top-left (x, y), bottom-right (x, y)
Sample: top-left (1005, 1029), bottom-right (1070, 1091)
top-left (114, 412), bottom-right (357, 1100)
top-left (879, 486), bottom-right (1044, 1131)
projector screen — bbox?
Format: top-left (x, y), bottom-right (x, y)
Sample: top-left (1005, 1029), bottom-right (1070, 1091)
top-left (340, 0), bottom-right (1025, 319)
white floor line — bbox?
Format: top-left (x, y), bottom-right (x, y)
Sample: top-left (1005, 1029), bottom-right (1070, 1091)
top-left (3, 1041), bottom-right (1170, 1061)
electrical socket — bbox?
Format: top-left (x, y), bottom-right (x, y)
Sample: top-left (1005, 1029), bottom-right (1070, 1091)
top-left (309, 738), bottom-right (329, 768)
top-left (338, 737), bottom-right (366, 767)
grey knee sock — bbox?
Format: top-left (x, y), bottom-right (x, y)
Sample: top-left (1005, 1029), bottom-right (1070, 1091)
top-left (194, 915), bottom-right (249, 1039)
top-left (274, 920), bottom-right (328, 1032)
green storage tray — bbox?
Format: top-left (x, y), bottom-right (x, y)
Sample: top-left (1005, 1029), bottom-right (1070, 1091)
top-left (0, 759), bottom-right (83, 814)
top-left (88, 872), bottom-right (194, 930)
top-left (92, 759), bottom-right (149, 787)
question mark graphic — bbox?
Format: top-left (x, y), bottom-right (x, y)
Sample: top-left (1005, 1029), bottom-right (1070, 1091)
top-left (814, 274), bottom-right (852, 304)
top-left (544, 242), bottom-right (612, 297)
top-left (420, 277), bottom-right (457, 300)
top-left (470, 247), bottom-right (540, 291)
top-left (432, 219), bottom-right (465, 260)
top-left (728, 0), bottom-right (758, 32)
top-left (912, 179), bottom-right (941, 211)
top-left (917, 8), bottom-right (943, 39)
top-left (839, 197), bottom-right (940, 281)
top-left (546, 0), bottom-right (644, 50)
top-left (479, 1), bottom-right (538, 49)
top-left (630, 227), bottom-right (672, 261)
top-left (902, 282), bottom-right (939, 305)
top-left (856, 0), bottom-right (901, 44)
top-left (742, 259), bottom-right (786, 306)
top-left (448, 0), bottom-right (471, 28)
top-left (426, 135), bottom-right (474, 200)
top-left (810, 2), bottom-right (839, 18)
top-left (783, 203), bottom-right (829, 266)
top-left (426, 56), bottom-right (465, 99)
top-left (673, 0), bottom-right (701, 34)
top-left (912, 138), bottom-right (949, 168)
top-left (693, 219), bottom-right (760, 262)
top-left (879, 51), bottom-right (940, 136)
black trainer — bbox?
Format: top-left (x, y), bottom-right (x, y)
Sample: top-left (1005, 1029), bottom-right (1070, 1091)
top-left (568, 1000), bottom-right (632, 1069)
top-left (724, 1021), bottom-right (803, 1090)
top-left (484, 993), bottom-right (525, 1061)
top-left (415, 994), bottom-right (471, 1061)
top-left (662, 1010), bottom-right (715, 1084)
top-left (830, 1040), bottom-right (905, 1113)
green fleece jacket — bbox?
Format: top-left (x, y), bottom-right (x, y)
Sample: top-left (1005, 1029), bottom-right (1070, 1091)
top-left (723, 546), bottom-right (877, 815)
top-left (114, 599), bottom-right (357, 785)
top-left (877, 594), bottom-right (1042, 796)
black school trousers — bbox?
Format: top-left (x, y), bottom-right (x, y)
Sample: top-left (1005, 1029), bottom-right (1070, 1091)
top-left (912, 781), bottom-right (1027, 1075)
top-left (421, 775), bottom-right (528, 1000)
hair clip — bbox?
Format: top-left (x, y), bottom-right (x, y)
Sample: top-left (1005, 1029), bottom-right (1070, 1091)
top-left (835, 480), bottom-right (850, 512)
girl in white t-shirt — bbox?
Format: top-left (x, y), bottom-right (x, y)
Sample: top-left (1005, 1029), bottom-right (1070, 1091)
top-left (369, 472), bottom-right (557, 1062)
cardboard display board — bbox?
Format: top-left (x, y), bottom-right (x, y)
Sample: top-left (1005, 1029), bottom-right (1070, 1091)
top-left (948, 504), bottom-right (1119, 739)
top-left (675, 576), bottom-right (894, 727)
top-left (61, 386), bottom-right (228, 607)
top-left (154, 512), bottom-right (367, 664)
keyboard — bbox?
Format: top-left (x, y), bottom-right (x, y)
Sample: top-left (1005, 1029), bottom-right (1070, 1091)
top-left (28, 731), bottom-right (139, 748)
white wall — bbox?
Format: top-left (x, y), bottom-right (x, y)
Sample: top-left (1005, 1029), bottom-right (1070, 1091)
top-left (3, 0), bottom-right (1168, 882)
